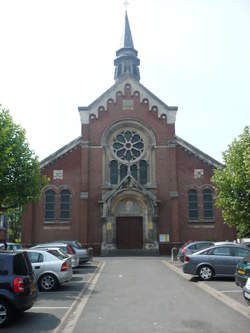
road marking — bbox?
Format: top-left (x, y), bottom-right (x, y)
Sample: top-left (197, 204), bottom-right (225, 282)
top-left (161, 260), bottom-right (250, 320)
top-left (53, 261), bottom-right (105, 333)
top-left (220, 290), bottom-right (242, 293)
top-left (32, 307), bottom-right (70, 309)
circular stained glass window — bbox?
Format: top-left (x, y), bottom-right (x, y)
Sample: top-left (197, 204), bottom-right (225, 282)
top-left (112, 130), bottom-right (144, 162)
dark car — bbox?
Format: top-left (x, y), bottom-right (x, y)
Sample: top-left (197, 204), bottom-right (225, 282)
top-left (235, 253), bottom-right (250, 287)
top-left (0, 251), bottom-right (37, 327)
top-left (177, 241), bottom-right (215, 262)
top-left (183, 244), bottom-right (250, 280)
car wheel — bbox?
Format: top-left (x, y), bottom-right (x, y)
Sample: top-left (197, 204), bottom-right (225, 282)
top-left (0, 299), bottom-right (12, 328)
top-left (39, 273), bottom-right (58, 291)
top-left (198, 265), bottom-right (214, 280)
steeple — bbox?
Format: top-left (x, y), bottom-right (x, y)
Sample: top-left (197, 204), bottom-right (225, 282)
top-left (114, 11), bottom-right (140, 82)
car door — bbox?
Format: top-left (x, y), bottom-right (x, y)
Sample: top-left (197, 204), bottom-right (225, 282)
top-left (27, 252), bottom-right (44, 279)
top-left (231, 247), bottom-right (249, 274)
top-left (209, 246), bottom-right (235, 276)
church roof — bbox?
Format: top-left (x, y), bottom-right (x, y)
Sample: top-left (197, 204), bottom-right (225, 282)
top-left (175, 136), bottom-right (223, 168)
top-left (39, 134), bottom-right (222, 170)
top-left (40, 136), bottom-right (82, 169)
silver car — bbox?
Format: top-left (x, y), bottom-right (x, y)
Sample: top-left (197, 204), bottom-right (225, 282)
top-left (55, 240), bottom-right (90, 264)
top-left (21, 249), bottom-right (72, 291)
top-left (183, 244), bottom-right (250, 280)
top-left (31, 243), bottom-right (79, 268)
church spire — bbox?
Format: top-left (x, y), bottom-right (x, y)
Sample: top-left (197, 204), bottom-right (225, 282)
top-left (114, 10), bottom-right (140, 82)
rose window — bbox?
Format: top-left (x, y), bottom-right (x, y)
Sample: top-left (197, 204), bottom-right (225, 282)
top-left (112, 130), bottom-right (144, 161)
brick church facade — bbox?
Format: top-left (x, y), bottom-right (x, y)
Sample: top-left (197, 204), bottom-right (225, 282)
top-left (22, 12), bottom-right (234, 254)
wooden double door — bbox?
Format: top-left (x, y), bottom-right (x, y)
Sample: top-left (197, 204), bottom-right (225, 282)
top-left (116, 217), bottom-right (143, 249)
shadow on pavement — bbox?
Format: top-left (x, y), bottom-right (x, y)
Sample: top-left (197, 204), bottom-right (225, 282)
top-left (1, 312), bottom-right (60, 333)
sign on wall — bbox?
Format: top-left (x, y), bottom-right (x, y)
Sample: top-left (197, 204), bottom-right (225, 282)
top-left (159, 234), bottom-right (169, 243)
top-left (53, 170), bottom-right (63, 180)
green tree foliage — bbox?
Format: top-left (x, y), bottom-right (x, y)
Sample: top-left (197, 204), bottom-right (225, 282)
top-left (6, 207), bottom-right (23, 242)
top-left (212, 126), bottom-right (250, 238)
top-left (0, 106), bottom-right (46, 211)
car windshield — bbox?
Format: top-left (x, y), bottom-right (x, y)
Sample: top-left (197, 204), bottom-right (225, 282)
top-left (47, 249), bottom-right (67, 260)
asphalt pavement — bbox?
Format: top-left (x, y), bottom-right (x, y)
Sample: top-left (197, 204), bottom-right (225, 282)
top-left (2, 257), bottom-right (250, 333)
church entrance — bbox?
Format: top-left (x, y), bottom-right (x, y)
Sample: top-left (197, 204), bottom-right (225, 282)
top-left (116, 217), bottom-right (143, 249)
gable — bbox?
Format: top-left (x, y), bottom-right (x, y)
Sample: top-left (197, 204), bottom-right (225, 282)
top-left (78, 75), bottom-right (178, 125)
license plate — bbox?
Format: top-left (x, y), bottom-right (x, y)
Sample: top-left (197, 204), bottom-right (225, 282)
top-left (237, 269), bottom-right (245, 275)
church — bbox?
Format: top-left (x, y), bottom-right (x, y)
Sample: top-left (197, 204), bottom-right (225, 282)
top-left (22, 11), bottom-right (234, 255)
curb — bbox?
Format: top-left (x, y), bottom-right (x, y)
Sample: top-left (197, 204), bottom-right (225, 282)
top-left (161, 260), bottom-right (250, 320)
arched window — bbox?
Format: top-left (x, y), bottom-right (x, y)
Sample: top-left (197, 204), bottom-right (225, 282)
top-left (120, 164), bottom-right (128, 180)
top-left (131, 164), bottom-right (137, 180)
top-left (139, 160), bottom-right (147, 184)
top-left (110, 160), bottom-right (118, 184)
top-left (45, 190), bottom-right (55, 220)
top-left (203, 189), bottom-right (214, 219)
top-left (188, 189), bottom-right (198, 220)
top-left (60, 190), bottom-right (70, 220)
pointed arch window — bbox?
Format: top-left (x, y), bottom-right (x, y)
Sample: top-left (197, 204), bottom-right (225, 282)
top-left (188, 189), bottom-right (198, 220)
top-left (60, 190), bottom-right (70, 220)
top-left (131, 164), bottom-right (137, 180)
top-left (110, 160), bottom-right (118, 184)
top-left (45, 190), bottom-right (55, 220)
top-left (139, 160), bottom-right (147, 184)
top-left (120, 164), bottom-right (128, 181)
top-left (203, 189), bottom-right (214, 219)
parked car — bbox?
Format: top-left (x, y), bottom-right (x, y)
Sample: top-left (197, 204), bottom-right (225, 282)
top-left (235, 253), bottom-right (250, 287)
top-left (21, 249), bottom-right (73, 291)
top-left (177, 241), bottom-right (215, 262)
top-left (183, 244), bottom-right (250, 280)
top-left (31, 242), bottom-right (79, 268)
top-left (0, 242), bottom-right (23, 251)
top-left (54, 240), bottom-right (90, 264)
top-left (243, 277), bottom-right (250, 303)
top-left (0, 251), bottom-right (37, 327)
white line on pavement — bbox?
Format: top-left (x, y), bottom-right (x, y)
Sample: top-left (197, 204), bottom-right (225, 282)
top-left (161, 260), bottom-right (250, 320)
top-left (219, 290), bottom-right (242, 293)
top-left (32, 307), bottom-right (70, 309)
top-left (52, 261), bottom-right (105, 333)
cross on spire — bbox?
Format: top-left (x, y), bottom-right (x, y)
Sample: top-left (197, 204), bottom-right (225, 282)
top-left (123, 0), bottom-right (130, 11)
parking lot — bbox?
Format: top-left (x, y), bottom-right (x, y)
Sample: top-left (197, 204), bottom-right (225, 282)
top-left (165, 259), bottom-right (249, 309)
top-left (1, 261), bottom-right (100, 333)
top-left (2, 257), bottom-right (249, 332)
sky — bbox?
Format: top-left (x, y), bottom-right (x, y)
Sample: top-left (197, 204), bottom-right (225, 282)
top-left (0, 0), bottom-right (249, 163)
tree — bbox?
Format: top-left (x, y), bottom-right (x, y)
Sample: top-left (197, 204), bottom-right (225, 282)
top-left (0, 105), bottom-right (46, 212)
top-left (6, 207), bottom-right (23, 242)
top-left (212, 126), bottom-right (250, 238)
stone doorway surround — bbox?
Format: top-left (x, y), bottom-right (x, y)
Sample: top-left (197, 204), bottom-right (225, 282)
top-left (100, 175), bottom-right (159, 256)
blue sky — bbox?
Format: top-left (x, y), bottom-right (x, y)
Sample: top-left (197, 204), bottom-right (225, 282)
top-left (0, 0), bottom-right (249, 162)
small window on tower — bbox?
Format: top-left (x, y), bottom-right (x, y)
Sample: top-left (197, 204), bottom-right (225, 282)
top-left (118, 64), bottom-right (122, 76)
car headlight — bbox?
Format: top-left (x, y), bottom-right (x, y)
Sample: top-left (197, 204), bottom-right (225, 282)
top-left (245, 278), bottom-right (250, 291)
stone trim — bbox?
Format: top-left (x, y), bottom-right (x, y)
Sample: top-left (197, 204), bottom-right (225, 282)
top-left (80, 192), bottom-right (88, 199)
top-left (78, 76), bottom-right (178, 125)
